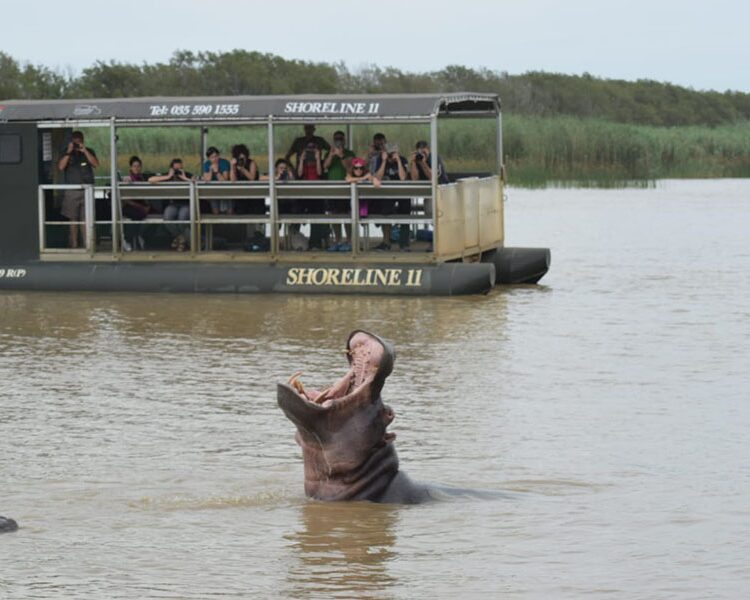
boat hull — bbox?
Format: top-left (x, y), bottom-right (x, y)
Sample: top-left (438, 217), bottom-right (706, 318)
top-left (483, 247), bottom-right (551, 285)
top-left (0, 260), bottom-right (495, 296)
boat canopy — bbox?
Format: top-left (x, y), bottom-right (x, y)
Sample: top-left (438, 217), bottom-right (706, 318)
top-left (0, 93), bottom-right (500, 124)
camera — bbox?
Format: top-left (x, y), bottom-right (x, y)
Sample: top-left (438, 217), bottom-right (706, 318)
top-left (174, 168), bottom-right (183, 176)
top-left (415, 153), bottom-right (423, 162)
top-left (237, 156), bottom-right (246, 168)
top-left (334, 140), bottom-right (343, 149)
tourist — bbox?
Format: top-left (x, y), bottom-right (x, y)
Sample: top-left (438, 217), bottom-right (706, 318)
top-left (230, 143), bottom-right (262, 219)
top-left (121, 155), bottom-right (152, 251)
top-left (296, 142), bottom-right (323, 181)
top-left (297, 142), bottom-right (327, 249)
top-left (409, 140), bottom-right (449, 184)
top-left (260, 158), bottom-right (295, 182)
top-left (229, 144), bottom-right (258, 182)
top-left (345, 158), bottom-right (380, 185)
top-left (285, 124), bottom-right (330, 169)
top-left (57, 131), bottom-right (100, 248)
top-left (202, 146), bottom-right (231, 214)
top-left (148, 158), bottom-right (193, 251)
top-left (324, 130), bottom-right (356, 251)
top-left (367, 132), bottom-right (387, 174)
top-left (262, 159), bottom-right (296, 226)
top-left (372, 143), bottom-right (409, 250)
top-left (345, 157), bottom-right (381, 253)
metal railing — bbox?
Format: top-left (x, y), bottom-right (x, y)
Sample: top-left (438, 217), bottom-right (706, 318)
top-left (38, 184), bottom-right (97, 254)
top-left (37, 177), bottom-right (505, 259)
top-left (38, 180), bottom-right (436, 258)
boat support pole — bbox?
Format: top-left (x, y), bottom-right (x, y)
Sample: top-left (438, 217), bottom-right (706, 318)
top-left (85, 185), bottom-right (95, 257)
top-left (189, 182), bottom-right (197, 256)
top-left (110, 117), bottom-right (120, 254)
top-left (350, 182), bottom-right (359, 256)
top-left (268, 116), bottom-right (277, 256)
top-left (496, 110), bottom-right (505, 238)
top-left (496, 111), bottom-right (503, 177)
top-left (38, 187), bottom-right (46, 254)
top-left (200, 127), bottom-right (208, 170)
top-left (430, 113), bottom-right (438, 258)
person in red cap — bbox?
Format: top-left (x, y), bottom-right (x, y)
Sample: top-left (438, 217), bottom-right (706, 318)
top-left (346, 158), bottom-right (381, 250)
top-left (346, 157), bottom-right (380, 186)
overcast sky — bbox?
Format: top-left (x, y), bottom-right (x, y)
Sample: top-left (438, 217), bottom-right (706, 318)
top-left (5, 0), bottom-right (749, 92)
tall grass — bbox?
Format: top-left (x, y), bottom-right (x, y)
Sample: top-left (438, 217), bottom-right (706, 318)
top-left (83, 117), bottom-right (750, 187)
top-left (502, 116), bottom-right (750, 185)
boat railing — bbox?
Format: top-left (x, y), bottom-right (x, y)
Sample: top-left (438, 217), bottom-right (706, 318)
top-left (37, 176), bottom-right (503, 260)
top-left (38, 184), bottom-right (98, 255)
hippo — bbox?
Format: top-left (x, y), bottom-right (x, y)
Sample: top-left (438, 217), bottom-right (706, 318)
top-left (0, 516), bottom-right (18, 533)
top-left (278, 330), bottom-right (506, 504)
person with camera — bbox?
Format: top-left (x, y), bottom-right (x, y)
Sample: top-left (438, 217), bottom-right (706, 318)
top-left (296, 142), bottom-right (328, 249)
top-left (285, 124), bottom-right (330, 170)
top-left (323, 131), bottom-right (355, 178)
top-left (230, 143), bottom-right (262, 219)
top-left (367, 133), bottom-right (387, 174)
top-left (229, 143), bottom-right (258, 183)
top-left (148, 158), bottom-right (193, 252)
top-left (147, 158), bottom-right (192, 184)
top-left (261, 159), bottom-right (296, 238)
top-left (409, 140), bottom-right (449, 184)
top-left (371, 143), bottom-right (410, 251)
top-left (296, 142), bottom-right (323, 181)
top-left (324, 131), bottom-right (356, 251)
top-left (275, 159), bottom-right (294, 181)
top-left (261, 158), bottom-right (295, 183)
top-left (57, 131), bottom-right (100, 249)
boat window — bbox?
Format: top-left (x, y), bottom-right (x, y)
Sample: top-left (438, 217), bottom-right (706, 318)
top-left (0, 134), bottom-right (22, 164)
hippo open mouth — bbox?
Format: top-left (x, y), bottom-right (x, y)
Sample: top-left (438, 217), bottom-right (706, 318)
top-left (277, 330), bottom-right (502, 503)
top-left (278, 330), bottom-right (394, 417)
top-left (277, 331), bottom-right (401, 501)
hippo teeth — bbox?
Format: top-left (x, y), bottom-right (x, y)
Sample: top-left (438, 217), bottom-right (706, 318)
top-left (288, 371), bottom-right (303, 387)
top-left (288, 372), bottom-right (334, 405)
top-left (289, 372), bottom-right (315, 402)
top-left (314, 388), bottom-right (331, 404)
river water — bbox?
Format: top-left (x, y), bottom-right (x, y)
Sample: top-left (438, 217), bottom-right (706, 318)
top-left (1, 179), bottom-right (749, 599)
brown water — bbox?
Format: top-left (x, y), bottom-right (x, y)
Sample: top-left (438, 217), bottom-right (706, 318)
top-left (2, 179), bottom-right (749, 599)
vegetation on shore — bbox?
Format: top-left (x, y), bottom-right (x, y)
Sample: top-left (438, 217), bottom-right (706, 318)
top-left (3, 50), bottom-right (750, 185)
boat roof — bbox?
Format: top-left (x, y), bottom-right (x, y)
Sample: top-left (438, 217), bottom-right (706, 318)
top-left (0, 93), bottom-right (500, 124)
